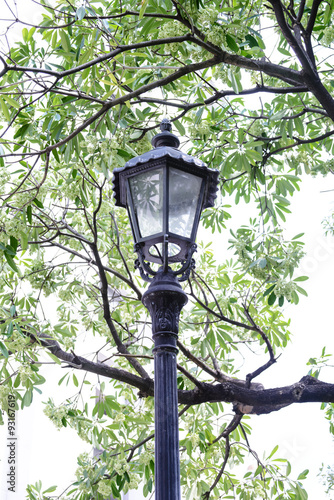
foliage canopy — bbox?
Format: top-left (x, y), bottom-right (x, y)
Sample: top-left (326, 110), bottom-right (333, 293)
top-left (1, 0), bottom-right (334, 498)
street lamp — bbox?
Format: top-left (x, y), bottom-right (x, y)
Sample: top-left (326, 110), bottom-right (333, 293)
top-left (112, 119), bottom-right (219, 499)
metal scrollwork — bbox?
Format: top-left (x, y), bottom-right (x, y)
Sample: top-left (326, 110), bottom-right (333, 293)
top-left (134, 242), bottom-right (197, 283)
top-left (175, 243), bottom-right (197, 282)
top-left (134, 244), bottom-right (156, 282)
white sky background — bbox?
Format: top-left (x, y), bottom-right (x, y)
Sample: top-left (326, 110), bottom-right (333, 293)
top-left (0, 1), bottom-right (334, 499)
top-left (216, 174), bottom-right (334, 498)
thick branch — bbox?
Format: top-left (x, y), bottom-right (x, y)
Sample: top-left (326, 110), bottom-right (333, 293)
top-left (37, 54), bottom-right (222, 154)
top-left (306, 0), bottom-right (322, 35)
top-left (5, 34), bottom-right (303, 89)
top-left (4, 36), bottom-right (193, 79)
top-left (267, 0), bottom-right (315, 75)
top-left (296, 0), bottom-right (306, 23)
top-left (135, 84), bottom-right (309, 112)
top-left (33, 332), bottom-right (154, 395)
top-left (29, 333), bottom-right (334, 415)
top-left (178, 375), bottom-right (334, 413)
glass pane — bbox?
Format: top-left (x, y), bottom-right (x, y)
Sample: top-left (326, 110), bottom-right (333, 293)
top-left (169, 168), bottom-right (203, 238)
top-left (129, 168), bottom-right (163, 238)
top-left (149, 242), bottom-right (181, 260)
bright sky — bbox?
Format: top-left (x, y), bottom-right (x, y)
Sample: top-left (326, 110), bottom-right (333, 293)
top-left (230, 174), bottom-right (334, 498)
top-left (198, 170), bottom-right (334, 498)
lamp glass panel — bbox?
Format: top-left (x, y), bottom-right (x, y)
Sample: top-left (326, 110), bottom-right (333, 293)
top-left (169, 167), bottom-right (203, 238)
top-left (129, 168), bottom-right (163, 238)
top-left (149, 242), bottom-right (181, 260)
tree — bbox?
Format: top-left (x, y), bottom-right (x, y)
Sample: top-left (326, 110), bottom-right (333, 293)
top-left (1, 0), bottom-right (334, 498)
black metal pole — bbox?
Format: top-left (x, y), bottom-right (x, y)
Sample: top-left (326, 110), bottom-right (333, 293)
top-left (142, 269), bottom-right (188, 500)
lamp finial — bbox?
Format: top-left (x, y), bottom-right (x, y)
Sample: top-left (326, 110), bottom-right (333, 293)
top-left (160, 118), bottom-right (172, 133)
top-left (151, 119), bottom-right (180, 149)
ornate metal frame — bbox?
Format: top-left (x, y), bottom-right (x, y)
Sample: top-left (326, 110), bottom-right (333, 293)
top-left (134, 240), bottom-right (197, 282)
top-left (112, 119), bottom-right (219, 281)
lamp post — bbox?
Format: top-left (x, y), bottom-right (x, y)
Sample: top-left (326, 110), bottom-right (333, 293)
top-left (112, 119), bottom-right (219, 499)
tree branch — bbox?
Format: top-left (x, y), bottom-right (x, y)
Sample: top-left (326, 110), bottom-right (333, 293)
top-left (306, 0), bottom-right (322, 35)
top-left (267, 0), bottom-right (315, 75)
top-left (264, 127), bottom-right (334, 160)
top-left (89, 242), bottom-right (150, 380)
top-left (4, 35), bottom-right (193, 79)
top-left (203, 435), bottom-right (231, 499)
top-left (31, 331), bottom-right (154, 395)
top-left (36, 239), bottom-right (142, 299)
top-left (178, 375), bottom-right (334, 413)
top-left (26, 331), bottom-right (334, 415)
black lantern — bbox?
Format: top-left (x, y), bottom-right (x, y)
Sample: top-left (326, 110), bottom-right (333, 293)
top-left (112, 119), bottom-right (219, 281)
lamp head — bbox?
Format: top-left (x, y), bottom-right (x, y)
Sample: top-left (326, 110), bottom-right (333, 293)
top-left (112, 120), bottom-right (219, 281)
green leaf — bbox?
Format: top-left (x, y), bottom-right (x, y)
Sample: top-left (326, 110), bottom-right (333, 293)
top-left (173, 120), bottom-right (186, 136)
top-left (27, 205), bottom-right (32, 224)
top-left (277, 46), bottom-right (291, 56)
top-left (245, 34), bottom-right (258, 47)
top-left (102, 19), bottom-right (110, 32)
top-left (4, 253), bottom-right (19, 273)
top-left (267, 444), bottom-right (279, 459)
top-left (14, 374), bottom-right (21, 388)
top-left (0, 341), bottom-right (9, 358)
top-left (111, 482), bottom-right (120, 498)
top-left (76, 6), bottom-right (86, 20)
top-left (0, 97), bottom-right (10, 120)
top-left (59, 30), bottom-right (71, 52)
top-left (58, 373), bottom-right (69, 386)
top-left (46, 352), bottom-right (62, 365)
top-left (225, 34), bottom-right (239, 52)
top-left (43, 486), bottom-right (57, 493)
top-left (22, 27), bottom-right (29, 42)
top-left (64, 142), bottom-right (72, 164)
top-left (27, 27), bottom-right (36, 42)
top-left (4, 95), bottom-right (20, 109)
top-left (258, 258), bottom-right (267, 269)
top-left (22, 389), bottom-right (33, 408)
top-left (268, 292), bottom-right (276, 305)
top-left (14, 123), bottom-right (30, 139)
top-left (296, 285), bottom-right (308, 296)
top-left (228, 68), bottom-right (242, 94)
top-left (294, 116), bottom-right (304, 136)
top-left (98, 402), bottom-right (105, 418)
top-left (20, 231), bottom-right (28, 251)
top-left (33, 198), bottom-right (44, 209)
top-left (263, 284), bottom-right (276, 297)
top-left (325, 2), bottom-right (333, 24)
top-left (7, 321), bottom-right (13, 337)
top-left (139, 0), bottom-right (149, 19)
top-left (10, 237), bottom-right (18, 253)
top-left (104, 396), bottom-right (121, 411)
top-left (292, 232), bottom-right (304, 240)
top-left (294, 483), bottom-right (308, 500)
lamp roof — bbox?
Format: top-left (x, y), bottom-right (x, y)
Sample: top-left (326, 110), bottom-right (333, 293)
top-left (112, 120), bottom-right (219, 209)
